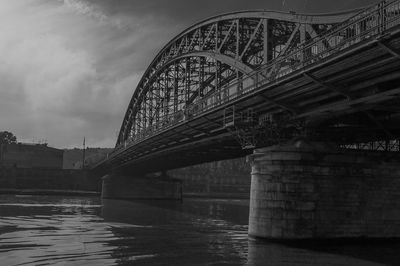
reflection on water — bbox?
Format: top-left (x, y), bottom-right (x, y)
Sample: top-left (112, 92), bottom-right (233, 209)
top-left (247, 240), bottom-right (399, 266)
top-left (0, 195), bottom-right (399, 265)
top-left (101, 198), bottom-right (249, 265)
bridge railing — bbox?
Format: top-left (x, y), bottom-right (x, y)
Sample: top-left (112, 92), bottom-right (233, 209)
top-left (184, 0), bottom-right (400, 117)
top-left (113, 0), bottom-right (400, 155)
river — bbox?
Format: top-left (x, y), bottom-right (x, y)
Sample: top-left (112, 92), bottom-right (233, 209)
top-left (0, 194), bottom-right (399, 265)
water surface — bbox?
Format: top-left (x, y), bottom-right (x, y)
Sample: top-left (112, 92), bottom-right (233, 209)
top-left (0, 195), bottom-right (399, 265)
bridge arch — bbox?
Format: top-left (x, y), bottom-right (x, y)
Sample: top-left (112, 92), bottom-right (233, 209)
top-left (117, 9), bottom-right (359, 146)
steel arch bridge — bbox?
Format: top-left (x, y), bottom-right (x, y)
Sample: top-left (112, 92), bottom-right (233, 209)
top-left (98, 0), bottom-right (400, 173)
top-left (116, 9), bottom-right (356, 146)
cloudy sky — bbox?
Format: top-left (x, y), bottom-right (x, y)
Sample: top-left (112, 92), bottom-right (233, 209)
top-left (0, 0), bottom-right (378, 148)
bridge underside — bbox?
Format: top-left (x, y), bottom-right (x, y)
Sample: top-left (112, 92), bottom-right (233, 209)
top-left (91, 2), bottom-right (400, 175)
top-left (102, 29), bottom-right (400, 175)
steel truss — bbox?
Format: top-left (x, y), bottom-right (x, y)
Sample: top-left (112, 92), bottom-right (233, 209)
top-left (116, 11), bottom-right (357, 147)
top-left (342, 140), bottom-right (400, 151)
top-left (116, 1), bottom-right (400, 152)
top-left (222, 106), bottom-right (304, 149)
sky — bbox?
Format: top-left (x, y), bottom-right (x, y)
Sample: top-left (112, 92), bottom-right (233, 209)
top-left (0, 0), bottom-right (379, 148)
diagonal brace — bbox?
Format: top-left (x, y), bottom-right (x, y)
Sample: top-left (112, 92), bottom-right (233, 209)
top-left (378, 41), bottom-right (400, 60)
top-left (303, 72), bottom-right (352, 100)
top-left (258, 94), bottom-right (299, 114)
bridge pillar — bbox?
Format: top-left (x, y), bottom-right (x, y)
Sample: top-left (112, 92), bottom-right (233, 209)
top-left (101, 174), bottom-right (182, 200)
top-left (248, 140), bottom-right (400, 240)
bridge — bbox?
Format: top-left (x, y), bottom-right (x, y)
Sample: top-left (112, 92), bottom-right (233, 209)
top-left (98, 0), bottom-right (400, 240)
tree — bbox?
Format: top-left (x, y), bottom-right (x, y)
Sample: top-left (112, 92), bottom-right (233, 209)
top-left (0, 131), bottom-right (17, 144)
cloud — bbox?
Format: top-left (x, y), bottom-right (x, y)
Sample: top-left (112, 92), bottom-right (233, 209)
top-left (61, 0), bottom-right (132, 30)
top-left (62, 0), bottom-right (108, 21)
top-left (0, 0), bottom-right (150, 147)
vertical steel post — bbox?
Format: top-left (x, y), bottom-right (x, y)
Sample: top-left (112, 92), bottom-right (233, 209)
top-left (143, 94), bottom-right (147, 130)
top-left (165, 69), bottom-right (170, 119)
top-left (263, 19), bottom-right (272, 64)
top-left (199, 57), bottom-right (205, 98)
top-left (185, 58), bottom-right (191, 105)
top-left (236, 19), bottom-right (240, 59)
top-left (156, 78), bottom-right (160, 128)
top-left (149, 87), bottom-right (153, 127)
top-left (300, 24), bottom-right (306, 63)
top-left (174, 63), bottom-right (179, 113)
top-left (215, 22), bottom-right (219, 51)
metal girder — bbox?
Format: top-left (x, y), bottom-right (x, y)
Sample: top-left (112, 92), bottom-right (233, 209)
top-left (172, 52), bottom-right (254, 75)
top-left (170, 128), bottom-right (193, 139)
top-left (217, 21), bottom-right (236, 53)
top-left (281, 24), bottom-right (301, 55)
top-left (202, 116), bottom-right (224, 128)
top-left (378, 41), bottom-right (400, 60)
top-left (200, 24), bottom-right (217, 50)
top-left (239, 19), bottom-right (263, 60)
top-left (116, 9), bottom-right (360, 147)
top-left (258, 95), bottom-right (299, 114)
top-left (262, 23), bottom-right (301, 79)
top-left (184, 123), bottom-right (211, 136)
top-left (179, 10), bottom-right (356, 35)
top-left (303, 72), bottom-right (352, 100)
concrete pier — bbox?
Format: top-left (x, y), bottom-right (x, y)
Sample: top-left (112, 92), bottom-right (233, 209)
top-left (248, 140), bottom-right (400, 239)
top-left (101, 174), bottom-right (182, 200)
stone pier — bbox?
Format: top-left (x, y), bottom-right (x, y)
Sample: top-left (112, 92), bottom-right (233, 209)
top-left (101, 174), bottom-right (182, 200)
top-left (248, 140), bottom-right (400, 239)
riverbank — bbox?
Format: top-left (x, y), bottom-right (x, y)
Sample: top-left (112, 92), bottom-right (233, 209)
top-left (0, 167), bottom-right (101, 192)
top-left (183, 192), bottom-right (249, 199)
top-left (0, 188), bottom-right (100, 197)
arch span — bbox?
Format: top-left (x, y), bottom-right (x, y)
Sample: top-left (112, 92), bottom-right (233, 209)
top-left (117, 9), bottom-right (359, 146)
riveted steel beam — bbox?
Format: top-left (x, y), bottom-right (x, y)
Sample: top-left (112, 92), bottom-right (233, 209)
top-left (303, 72), bottom-right (352, 100)
top-left (116, 10), bottom-right (360, 146)
top-left (378, 41), bottom-right (400, 60)
top-left (258, 95), bottom-right (299, 114)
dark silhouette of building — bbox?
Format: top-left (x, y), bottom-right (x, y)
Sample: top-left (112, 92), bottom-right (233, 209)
top-left (0, 143), bottom-right (63, 169)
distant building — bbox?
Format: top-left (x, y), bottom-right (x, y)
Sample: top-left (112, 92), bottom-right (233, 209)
top-left (0, 143), bottom-right (63, 169)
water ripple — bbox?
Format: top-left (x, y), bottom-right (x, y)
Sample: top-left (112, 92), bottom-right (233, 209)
top-left (2, 195), bottom-right (398, 265)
